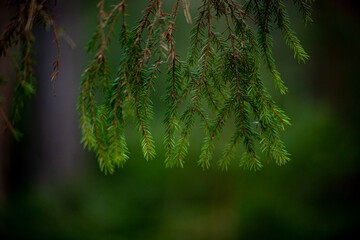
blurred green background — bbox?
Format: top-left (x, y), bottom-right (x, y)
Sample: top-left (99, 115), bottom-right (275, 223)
top-left (0, 0), bottom-right (359, 239)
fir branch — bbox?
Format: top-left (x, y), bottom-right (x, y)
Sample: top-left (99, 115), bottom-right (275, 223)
top-left (275, 0), bottom-right (309, 63)
top-left (0, 0), bottom-right (65, 138)
top-left (199, 99), bottom-right (234, 168)
top-left (73, 0), bottom-right (312, 172)
top-left (0, 0), bottom-right (313, 172)
top-left (294, 0), bottom-right (313, 25)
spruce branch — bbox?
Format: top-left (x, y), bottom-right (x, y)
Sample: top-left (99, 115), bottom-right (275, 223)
top-left (0, 0), bottom-right (313, 173)
top-left (76, 0), bottom-right (311, 172)
top-left (0, 0), bottom-right (66, 138)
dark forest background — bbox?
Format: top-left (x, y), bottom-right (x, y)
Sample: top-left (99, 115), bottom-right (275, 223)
top-left (0, 0), bottom-right (359, 239)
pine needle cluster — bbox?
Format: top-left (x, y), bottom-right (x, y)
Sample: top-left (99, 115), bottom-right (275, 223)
top-left (79, 0), bottom-right (313, 173)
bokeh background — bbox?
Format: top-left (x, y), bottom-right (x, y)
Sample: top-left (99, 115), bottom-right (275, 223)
top-left (0, 0), bottom-right (359, 239)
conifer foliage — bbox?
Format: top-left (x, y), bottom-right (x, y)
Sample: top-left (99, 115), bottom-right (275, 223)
top-left (0, 0), bottom-right (313, 173)
top-left (79, 0), bottom-right (312, 173)
top-left (0, 0), bottom-right (73, 139)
